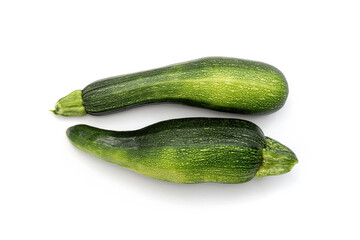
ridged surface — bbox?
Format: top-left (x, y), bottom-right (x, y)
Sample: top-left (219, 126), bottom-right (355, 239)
top-left (82, 57), bottom-right (288, 115)
top-left (67, 118), bottom-right (266, 183)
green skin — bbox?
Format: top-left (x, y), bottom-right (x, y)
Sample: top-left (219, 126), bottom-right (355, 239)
top-left (66, 118), bottom-right (298, 184)
top-left (53, 57), bottom-right (288, 116)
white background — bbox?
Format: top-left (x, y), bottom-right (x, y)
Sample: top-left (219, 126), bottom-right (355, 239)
top-left (1, 1), bottom-right (359, 239)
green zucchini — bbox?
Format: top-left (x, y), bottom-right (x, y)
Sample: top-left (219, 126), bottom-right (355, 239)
top-left (53, 57), bottom-right (288, 116)
top-left (66, 118), bottom-right (297, 184)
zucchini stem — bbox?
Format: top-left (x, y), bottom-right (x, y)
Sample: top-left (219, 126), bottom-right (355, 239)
top-left (52, 90), bottom-right (87, 116)
top-left (256, 137), bottom-right (298, 177)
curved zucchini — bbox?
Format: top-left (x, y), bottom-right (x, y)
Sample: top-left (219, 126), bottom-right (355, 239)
top-left (53, 57), bottom-right (288, 116)
top-left (66, 118), bottom-right (298, 184)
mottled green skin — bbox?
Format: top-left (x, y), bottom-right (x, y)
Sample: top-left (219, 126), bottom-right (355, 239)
top-left (67, 118), bottom-right (267, 183)
top-left (82, 57), bottom-right (288, 115)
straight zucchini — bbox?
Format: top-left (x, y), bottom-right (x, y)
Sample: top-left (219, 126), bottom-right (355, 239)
top-left (53, 57), bottom-right (288, 116)
top-left (67, 118), bottom-right (297, 183)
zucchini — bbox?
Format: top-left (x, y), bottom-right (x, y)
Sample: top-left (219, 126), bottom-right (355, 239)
top-left (66, 118), bottom-right (297, 184)
top-left (53, 57), bottom-right (288, 116)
